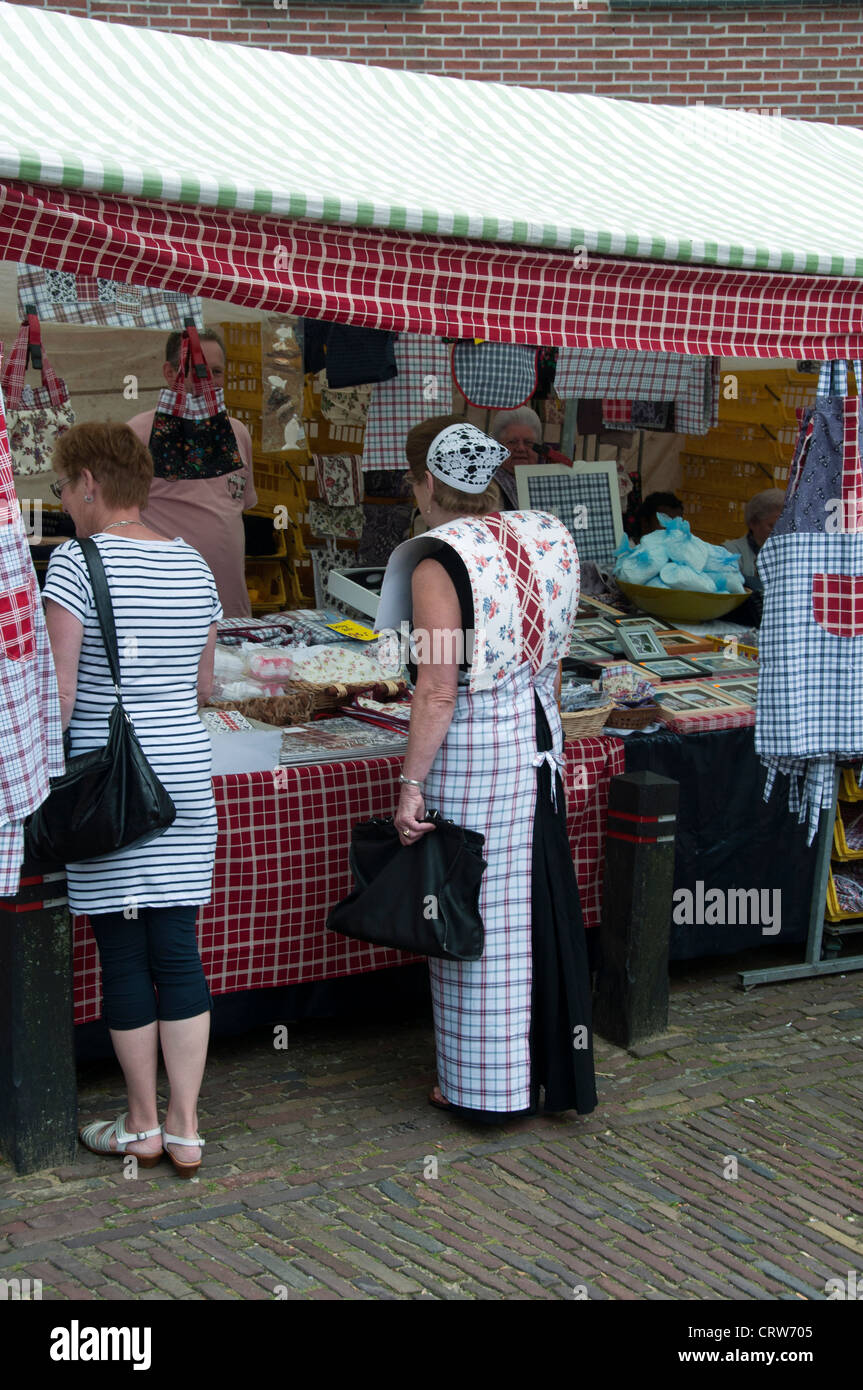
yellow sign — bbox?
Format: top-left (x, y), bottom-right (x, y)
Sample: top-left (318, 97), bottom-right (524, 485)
top-left (326, 620), bottom-right (378, 642)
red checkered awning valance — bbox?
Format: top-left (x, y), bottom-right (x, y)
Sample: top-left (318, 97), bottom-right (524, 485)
top-left (2, 181), bottom-right (862, 358)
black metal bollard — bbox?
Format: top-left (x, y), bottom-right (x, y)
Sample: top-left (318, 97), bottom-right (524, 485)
top-left (593, 771), bottom-right (679, 1049)
top-left (0, 866), bottom-right (77, 1173)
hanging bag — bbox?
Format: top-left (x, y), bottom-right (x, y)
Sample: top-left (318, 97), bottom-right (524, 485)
top-left (147, 325), bottom-right (242, 481)
top-left (25, 538), bottom-right (176, 865)
top-left (756, 360), bottom-right (863, 838)
top-left (326, 810), bottom-right (487, 961)
top-left (0, 313), bottom-right (75, 476)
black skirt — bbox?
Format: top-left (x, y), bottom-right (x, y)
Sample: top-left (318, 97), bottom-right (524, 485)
top-left (444, 695), bottom-right (598, 1122)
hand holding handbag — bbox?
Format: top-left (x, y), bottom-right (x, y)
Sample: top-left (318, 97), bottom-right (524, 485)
top-left (326, 810), bottom-right (487, 961)
top-left (25, 539), bottom-right (176, 866)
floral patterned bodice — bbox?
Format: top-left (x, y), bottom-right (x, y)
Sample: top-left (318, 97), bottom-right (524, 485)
top-left (387, 510), bottom-right (579, 693)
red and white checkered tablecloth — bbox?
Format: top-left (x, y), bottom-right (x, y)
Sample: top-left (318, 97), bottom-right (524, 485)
top-left (72, 739), bottom-right (625, 1025)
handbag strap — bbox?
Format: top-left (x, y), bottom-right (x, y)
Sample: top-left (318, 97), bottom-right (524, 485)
top-left (167, 325), bottom-right (219, 416)
top-left (75, 537), bottom-right (123, 696)
top-left (0, 314), bottom-right (67, 408)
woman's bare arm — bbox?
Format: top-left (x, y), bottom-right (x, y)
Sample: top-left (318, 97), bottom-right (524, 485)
top-left (44, 599), bottom-right (83, 731)
top-left (197, 623), bottom-right (218, 706)
top-left (394, 557), bottom-right (462, 840)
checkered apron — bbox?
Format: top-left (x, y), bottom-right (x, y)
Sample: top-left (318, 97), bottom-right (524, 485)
top-left (416, 512), bottom-right (577, 1112)
top-left (451, 343), bottom-right (538, 410)
top-left (756, 361), bottom-right (863, 840)
top-left (0, 366), bottom-right (64, 893)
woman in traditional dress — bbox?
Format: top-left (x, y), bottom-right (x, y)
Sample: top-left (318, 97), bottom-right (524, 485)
top-left (376, 416), bottom-right (597, 1121)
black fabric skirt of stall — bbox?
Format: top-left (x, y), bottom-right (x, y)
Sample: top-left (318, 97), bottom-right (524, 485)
top-left (445, 695), bottom-right (598, 1123)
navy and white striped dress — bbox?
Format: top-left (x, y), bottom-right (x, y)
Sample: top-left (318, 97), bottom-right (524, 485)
top-left (43, 534), bottom-right (222, 915)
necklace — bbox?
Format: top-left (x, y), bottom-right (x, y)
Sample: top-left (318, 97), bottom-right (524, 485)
top-left (102, 521), bottom-right (140, 531)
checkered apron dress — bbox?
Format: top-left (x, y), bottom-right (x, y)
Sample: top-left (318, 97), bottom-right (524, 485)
top-left (413, 512), bottom-right (578, 1112)
top-left (756, 361), bottom-right (863, 841)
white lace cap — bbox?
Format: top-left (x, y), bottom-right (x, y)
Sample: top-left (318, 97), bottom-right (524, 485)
top-left (426, 422), bottom-right (510, 494)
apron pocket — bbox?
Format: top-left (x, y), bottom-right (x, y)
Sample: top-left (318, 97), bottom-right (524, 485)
top-left (0, 583), bottom-right (36, 661)
top-left (812, 572), bottom-right (863, 637)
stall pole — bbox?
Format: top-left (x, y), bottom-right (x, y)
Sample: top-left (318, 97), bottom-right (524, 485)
top-left (593, 770), bottom-right (679, 1048)
top-left (0, 868), bottom-right (77, 1173)
top-left (739, 769), bottom-right (863, 987)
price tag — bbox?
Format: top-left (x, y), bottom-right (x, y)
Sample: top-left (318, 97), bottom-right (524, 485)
top-left (326, 620), bottom-right (379, 642)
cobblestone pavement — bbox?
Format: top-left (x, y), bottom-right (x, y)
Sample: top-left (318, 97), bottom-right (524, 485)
top-left (2, 948), bottom-right (862, 1301)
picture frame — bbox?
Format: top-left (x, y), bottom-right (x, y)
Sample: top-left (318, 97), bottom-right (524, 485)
top-left (571, 619), bottom-right (619, 643)
top-left (615, 616), bottom-right (670, 632)
top-left (656, 630), bottom-right (714, 654)
top-left (618, 624), bottom-right (668, 662)
top-left (635, 656), bottom-right (706, 680)
top-left (569, 639), bottom-right (615, 662)
top-left (578, 594), bottom-right (626, 620)
top-left (653, 680), bottom-right (751, 718)
top-left (713, 677), bottom-right (759, 705)
top-left (688, 653), bottom-right (758, 676)
top-left (514, 461), bottom-right (624, 568)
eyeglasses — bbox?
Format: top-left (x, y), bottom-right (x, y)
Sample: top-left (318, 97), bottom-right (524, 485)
top-left (49, 477), bottom-right (71, 501)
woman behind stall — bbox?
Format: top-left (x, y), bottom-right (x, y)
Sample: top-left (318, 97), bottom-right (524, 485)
top-left (488, 406), bottom-right (570, 508)
top-left (42, 422), bottom-right (221, 1177)
top-left (378, 415), bottom-right (596, 1121)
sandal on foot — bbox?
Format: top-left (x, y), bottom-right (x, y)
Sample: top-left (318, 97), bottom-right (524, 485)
top-left (79, 1113), bottom-right (162, 1167)
top-left (428, 1086), bottom-right (454, 1111)
top-left (162, 1126), bottom-right (205, 1178)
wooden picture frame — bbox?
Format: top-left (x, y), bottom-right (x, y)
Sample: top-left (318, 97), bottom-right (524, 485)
top-left (635, 656), bottom-right (707, 680)
top-left (652, 680), bottom-right (751, 719)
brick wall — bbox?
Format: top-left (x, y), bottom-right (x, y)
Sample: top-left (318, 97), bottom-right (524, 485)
top-left (9, 1), bottom-right (863, 122)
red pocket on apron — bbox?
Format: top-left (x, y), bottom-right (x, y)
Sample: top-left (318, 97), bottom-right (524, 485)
top-left (812, 572), bottom-right (863, 638)
top-left (0, 582), bottom-right (36, 661)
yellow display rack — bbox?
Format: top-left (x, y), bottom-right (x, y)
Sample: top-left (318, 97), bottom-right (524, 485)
top-left (221, 321), bottom-right (312, 607)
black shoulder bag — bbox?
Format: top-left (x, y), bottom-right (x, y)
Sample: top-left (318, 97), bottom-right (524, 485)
top-left (326, 810), bottom-right (487, 961)
top-left (25, 538), bottom-right (176, 866)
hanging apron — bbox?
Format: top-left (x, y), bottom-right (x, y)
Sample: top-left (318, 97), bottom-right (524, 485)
top-left (756, 361), bottom-right (863, 841)
top-left (378, 510), bottom-right (578, 1111)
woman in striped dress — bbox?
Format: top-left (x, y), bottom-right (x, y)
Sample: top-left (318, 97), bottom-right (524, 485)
top-left (377, 417), bottom-right (597, 1121)
top-left (43, 423), bottom-right (221, 1176)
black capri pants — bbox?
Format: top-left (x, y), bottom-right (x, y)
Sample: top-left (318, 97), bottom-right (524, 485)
top-left (89, 905), bottom-right (212, 1031)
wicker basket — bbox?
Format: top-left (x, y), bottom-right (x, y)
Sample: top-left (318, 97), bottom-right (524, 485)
top-left (560, 704), bottom-right (613, 739)
top-left (206, 677), bottom-right (408, 728)
top-left (604, 702), bottom-right (662, 729)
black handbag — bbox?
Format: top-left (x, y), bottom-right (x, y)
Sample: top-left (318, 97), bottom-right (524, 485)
top-left (25, 538), bottom-right (176, 866)
top-left (326, 810), bottom-right (487, 961)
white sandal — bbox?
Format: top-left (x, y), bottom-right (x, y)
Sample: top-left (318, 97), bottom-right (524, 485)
top-left (79, 1112), bottom-right (163, 1168)
top-left (162, 1126), bottom-right (205, 1178)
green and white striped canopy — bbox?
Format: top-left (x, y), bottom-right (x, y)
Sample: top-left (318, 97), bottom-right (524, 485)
top-left (0, 4), bottom-right (862, 277)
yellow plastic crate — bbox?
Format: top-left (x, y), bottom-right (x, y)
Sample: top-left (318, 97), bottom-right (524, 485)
top-left (245, 560), bottom-right (287, 613)
top-left (683, 424), bottom-right (786, 467)
top-left (681, 454), bottom-right (777, 501)
top-left (221, 322), bottom-right (262, 364)
top-left (826, 865), bottom-right (863, 923)
top-left (725, 368), bottom-right (820, 413)
top-left (223, 358), bottom-right (263, 412)
top-left (250, 452), bottom-right (307, 516)
top-left (841, 768), bottom-right (863, 802)
top-left (678, 491), bottom-right (748, 533)
top-left (833, 802), bottom-right (863, 860)
top-left (228, 405), bottom-right (263, 453)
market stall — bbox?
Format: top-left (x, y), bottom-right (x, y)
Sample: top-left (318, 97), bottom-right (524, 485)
top-left (0, 4), bottom-right (861, 1098)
